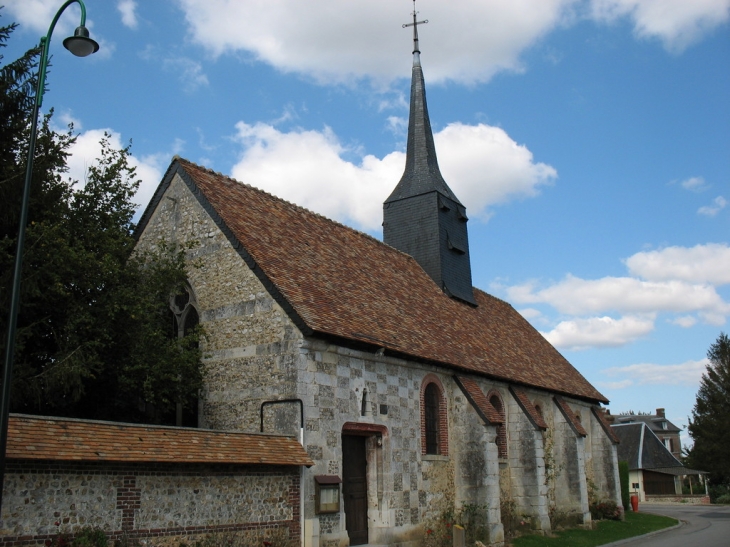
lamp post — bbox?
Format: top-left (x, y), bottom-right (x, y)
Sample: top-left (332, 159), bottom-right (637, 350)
top-left (0, 0), bottom-right (99, 514)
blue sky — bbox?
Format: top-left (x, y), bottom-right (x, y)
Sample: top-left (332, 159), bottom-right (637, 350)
top-left (4, 0), bottom-right (729, 447)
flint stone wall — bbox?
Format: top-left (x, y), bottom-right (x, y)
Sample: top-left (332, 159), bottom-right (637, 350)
top-left (504, 390), bottom-right (550, 532)
top-left (134, 173), bottom-right (304, 435)
top-left (0, 461), bottom-right (300, 547)
top-left (134, 169), bottom-right (620, 547)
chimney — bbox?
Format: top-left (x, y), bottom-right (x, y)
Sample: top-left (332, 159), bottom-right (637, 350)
top-left (656, 408), bottom-right (665, 418)
top-left (601, 408), bottom-right (615, 424)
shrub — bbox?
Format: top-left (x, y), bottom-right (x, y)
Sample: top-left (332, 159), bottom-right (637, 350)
top-left (618, 461), bottom-right (630, 510)
top-left (709, 483), bottom-right (730, 503)
top-left (590, 499), bottom-right (622, 521)
top-left (716, 494), bottom-right (730, 504)
top-left (47, 528), bottom-right (108, 547)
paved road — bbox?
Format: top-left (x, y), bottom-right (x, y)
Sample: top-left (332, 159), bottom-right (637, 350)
top-left (615, 503), bottom-right (730, 547)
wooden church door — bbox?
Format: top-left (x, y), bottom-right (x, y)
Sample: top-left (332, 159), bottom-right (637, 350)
top-left (342, 435), bottom-right (368, 545)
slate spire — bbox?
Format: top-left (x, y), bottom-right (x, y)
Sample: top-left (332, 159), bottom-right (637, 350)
top-left (383, 2), bottom-right (476, 306)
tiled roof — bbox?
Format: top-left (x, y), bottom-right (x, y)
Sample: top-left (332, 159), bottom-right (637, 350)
top-left (591, 406), bottom-right (619, 444)
top-left (137, 158), bottom-right (608, 404)
top-left (510, 387), bottom-right (548, 430)
top-left (554, 396), bottom-right (588, 437)
top-left (6, 414), bottom-right (314, 467)
top-left (454, 376), bottom-right (504, 424)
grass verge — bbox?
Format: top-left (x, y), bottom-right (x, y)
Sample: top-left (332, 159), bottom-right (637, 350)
top-left (512, 511), bottom-right (677, 547)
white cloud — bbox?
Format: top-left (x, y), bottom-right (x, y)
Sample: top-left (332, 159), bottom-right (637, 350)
top-left (698, 196), bottom-right (727, 217)
top-left (63, 128), bottom-right (166, 211)
top-left (4, 0), bottom-right (78, 35)
top-left (55, 111), bottom-right (83, 131)
top-left (172, 0), bottom-right (727, 85)
top-left (541, 315), bottom-right (655, 350)
top-left (680, 176), bottom-right (708, 192)
top-left (518, 308), bottom-right (543, 320)
top-left (117, 0), bottom-right (138, 29)
top-left (175, 0), bottom-right (573, 86)
top-left (670, 316), bottom-right (698, 328)
top-left (435, 124), bottom-right (556, 220)
top-left (589, 0), bottom-right (730, 52)
top-left (140, 46), bottom-right (209, 93)
top-left (601, 358), bottom-right (708, 387)
top-left (162, 57), bottom-right (209, 92)
top-left (3, 0), bottom-right (107, 46)
top-left (229, 121), bottom-right (556, 231)
top-left (625, 243), bottom-right (730, 285)
top-left (507, 274), bottom-right (729, 318)
top-left (501, 241), bottom-right (730, 349)
top-left (600, 379), bottom-right (633, 390)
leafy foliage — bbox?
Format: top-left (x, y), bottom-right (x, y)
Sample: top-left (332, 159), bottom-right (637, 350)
top-left (589, 499), bottom-right (621, 521)
top-left (618, 461), bottom-right (630, 510)
top-left (686, 332), bottom-right (730, 487)
top-left (0, 18), bottom-right (203, 425)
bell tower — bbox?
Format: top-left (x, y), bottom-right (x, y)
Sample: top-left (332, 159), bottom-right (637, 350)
top-left (383, 3), bottom-right (476, 306)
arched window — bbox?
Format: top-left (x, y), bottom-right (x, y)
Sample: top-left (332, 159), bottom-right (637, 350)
top-left (170, 286), bottom-right (199, 340)
top-left (424, 384), bottom-right (441, 454)
top-left (489, 391), bottom-right (507, 459)
top-left (420, 375), bottom-right (448, 456)
top-left (168, 284), bottom-right (200, 427)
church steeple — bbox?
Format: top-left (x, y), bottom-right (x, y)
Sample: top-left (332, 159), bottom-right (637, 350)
top-left (383, 2), bottom-right (476, 306)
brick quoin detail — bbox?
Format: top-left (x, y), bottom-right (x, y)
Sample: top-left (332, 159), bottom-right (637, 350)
top-left (116, 476), bottom-right (141, 531)
top-left (420, 374), bottom-right (448, 456)
top-left (487, 390), bottom-right (507, 459)
top-left (287, 475), bottom-right (301, 542)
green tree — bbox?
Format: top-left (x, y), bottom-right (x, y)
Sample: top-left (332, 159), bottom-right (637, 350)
top-left (686, 332), bottom-right (730, 488)
top-left (0, 18), bottom-right (203, 425)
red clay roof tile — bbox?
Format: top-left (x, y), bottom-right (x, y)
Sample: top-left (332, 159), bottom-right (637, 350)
top-left (139, 158), bottom-right (608, 404)
top-left (553, 396), bottom-right (588, 437)
top-left (454, 376), bottom-right (504, 424)
top-left (6, 414), bottom-right (313, 466)
top-left (510, 386), bottom-right (548, 430)
top-left (591, 406), bottom-right (620, 444)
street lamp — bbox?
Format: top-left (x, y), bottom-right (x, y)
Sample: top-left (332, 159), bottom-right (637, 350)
top-left (0, 0), bottom-right (99, 514)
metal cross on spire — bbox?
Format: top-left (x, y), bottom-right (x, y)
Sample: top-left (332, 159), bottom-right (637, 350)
top-left (402, 0), bottom-right (428, 56)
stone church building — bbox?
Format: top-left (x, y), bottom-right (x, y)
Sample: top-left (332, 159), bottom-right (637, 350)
top-left (134, 14), bottom-right (621, 547)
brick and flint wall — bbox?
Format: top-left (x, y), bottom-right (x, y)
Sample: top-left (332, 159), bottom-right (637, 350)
top-left (0, 462), bottom-right (301, 547)
top-left (134, 170), bottom-right (621, 547)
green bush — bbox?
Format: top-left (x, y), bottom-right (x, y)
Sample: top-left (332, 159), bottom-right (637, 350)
top-left (709, 483), bottom-right (730, 503)
top-left (618, 461), bottom-right (630, 510)
top-left (716, 494), bottom-right (730, 504)
top-left (47, 527), bottom-right (108, 547)
top-left (589, 499), bottom-right (622, 521)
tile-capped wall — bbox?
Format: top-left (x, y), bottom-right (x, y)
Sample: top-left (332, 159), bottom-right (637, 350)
top-left (0, 462), bottom-right (301, 547)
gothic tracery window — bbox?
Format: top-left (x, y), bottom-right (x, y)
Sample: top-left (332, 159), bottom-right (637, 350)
top-left (170, 285), bottom-right (199, 341)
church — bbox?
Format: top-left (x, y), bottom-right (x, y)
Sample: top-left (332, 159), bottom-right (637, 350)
top-left (134, 10), bottom-right (622, 547)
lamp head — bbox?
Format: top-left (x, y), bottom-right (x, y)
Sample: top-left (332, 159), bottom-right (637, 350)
top-left (63, 25), bottom-right (99, 57)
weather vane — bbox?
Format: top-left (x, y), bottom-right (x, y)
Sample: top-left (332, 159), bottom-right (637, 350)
top-left (402, 0), bottom-right (428, 54)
